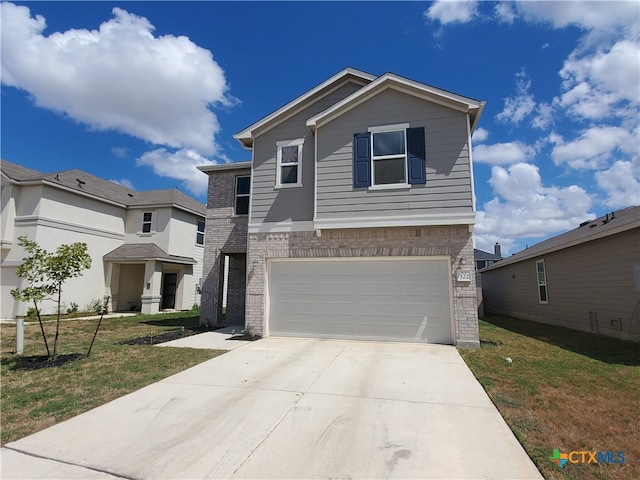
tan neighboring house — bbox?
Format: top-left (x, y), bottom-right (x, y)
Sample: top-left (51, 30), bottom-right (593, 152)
top-left (1, 160), bottom-right (206, 319)
top-left (481, 206), bottom-right (640, 342)
top-left (199, 68), bottom-right (485, 348)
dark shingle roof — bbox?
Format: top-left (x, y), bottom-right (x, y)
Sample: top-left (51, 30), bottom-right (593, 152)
top-left (0, 160), bottom-right (205, 216)
top-left (482, 206), bottom-right (640, 271)
top-left (103, 244), bottom-right (196, 264)
top-left (474, 248), bottom-right (502, 261)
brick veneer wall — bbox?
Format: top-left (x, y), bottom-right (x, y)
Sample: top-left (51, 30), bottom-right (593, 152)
top-left (200, 167), bottom-right (250, 326)
top-left (246, 225), bottom-right (480, 348)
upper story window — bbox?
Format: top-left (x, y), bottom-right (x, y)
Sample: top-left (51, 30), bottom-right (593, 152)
top-left (276, 138), bottom-right (303, 187)
top-left (371, 127), bottom-right (407, 185)
top-left (196, 219), bottom-right (205, 245)
top-left (536, 259), bottom-right (548, 303)
top-left (142, 212), bottom-right (153, 233)
top-left (235, 175), bottom-right (250, 215)
top-left (353, 125), bottom-right (426, 189)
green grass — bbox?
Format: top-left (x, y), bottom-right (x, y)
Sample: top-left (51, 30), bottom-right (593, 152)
top-left (460, 316), bottom-right (640, 480)
top-left (1, 312), bottom-right (224, 445)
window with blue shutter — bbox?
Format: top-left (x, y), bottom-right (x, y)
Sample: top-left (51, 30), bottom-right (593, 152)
top-left (353, 132), bottom-right (371, 188)
top-left (407, 127), bottom-right (426, 185)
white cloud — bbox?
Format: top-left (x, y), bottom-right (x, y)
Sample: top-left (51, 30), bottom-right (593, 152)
top-left (550, 126), bottom-right (637, 170)
top-left (559, 39), bottom-right (640, 120)
top-left (496, 69), bottom-right (536, 125)
top-left (475, 163), bottom-right (593, 254)
top-left (595, 160), bottom-right (640, 208)
top-left (136, 148), bottom-right (214, 196)
top-left (473, 141), bottom-right (535, 165)
top-left (512, 1), bottom-right (640, 38)
top-left (111, 147), bottom-right (130, 159)
top-left (110, 178), bottom-right (135, 190)
top-left (1, 2), bottom-right (235, 184)
top-left (472, 127), bottom-right (489, 142)
top-left (532, 103), bottom-right (554, 130)
top-left (425, 1), bottom-right (479, 25)
top-left (495, 2), bottom-right (517, 24)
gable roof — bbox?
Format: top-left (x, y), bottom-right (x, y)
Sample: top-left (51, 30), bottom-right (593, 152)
top-left (234, 67), bottom-right (376, 149)
top-left (482, 205), bottom-right (640, 272)
top-left (306, 72), bottom-right (485, 132)
top-left (0, 160), bottom-right (205, 216)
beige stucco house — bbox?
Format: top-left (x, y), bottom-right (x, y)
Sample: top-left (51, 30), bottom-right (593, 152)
top-left (481, 206), bottom-right (640, 342)
top-left (199, 68), bottom-right (485, 348)
top-left (1, 160), bottom-right (206, 319)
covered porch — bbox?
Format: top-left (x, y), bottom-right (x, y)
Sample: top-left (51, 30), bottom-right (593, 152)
top-left (104, 244), bottom-right (196, 315)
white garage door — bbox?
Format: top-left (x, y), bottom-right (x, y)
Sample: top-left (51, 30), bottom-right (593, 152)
top-left (268, 258), bottom-right (453, 344)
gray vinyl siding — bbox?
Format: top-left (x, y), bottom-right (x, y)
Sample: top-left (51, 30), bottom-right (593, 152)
top-left (316, 88), bottom-right (473, 220)
top-left (481, 228), bottom-right (640, 341)
top-left (250, 81), bottom-right (364, 224)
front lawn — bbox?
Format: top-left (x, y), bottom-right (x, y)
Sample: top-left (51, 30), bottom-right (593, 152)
top-left (0, 312), bottom-right (224, 445)
top-left (460, 316), bottom-right (640, 480)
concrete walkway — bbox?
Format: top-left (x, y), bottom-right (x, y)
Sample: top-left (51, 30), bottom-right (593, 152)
top-left (2, 337), bottom-right (542, 479)
top-left (157, 325), bottom-right (252, 351)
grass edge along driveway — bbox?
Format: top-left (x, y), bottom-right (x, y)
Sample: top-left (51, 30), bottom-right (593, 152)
top-left (460, 316), bottom-right (639, 480)
top-left (1, 312), bottom-right (224, 445)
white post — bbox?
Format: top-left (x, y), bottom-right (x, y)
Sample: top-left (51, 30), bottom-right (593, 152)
top-left (16, 319), bottom-right (24, 355)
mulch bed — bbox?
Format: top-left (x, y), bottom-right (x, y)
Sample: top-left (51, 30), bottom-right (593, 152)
top-left (11, 353), bottom-right (85, 370)
top-left (116, 327), bottom-right (207, 346)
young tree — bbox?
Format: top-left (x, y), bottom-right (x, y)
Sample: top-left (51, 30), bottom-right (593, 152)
top-left (11, 237), bottom-right (54, 357)
top-left (11, 236), bottom-right (92, 361)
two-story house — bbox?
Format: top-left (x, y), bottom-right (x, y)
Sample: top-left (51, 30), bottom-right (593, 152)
top-left (1, 160), bottom-right (206, 319)
top-left (199, 68), bottom-right (485, 347)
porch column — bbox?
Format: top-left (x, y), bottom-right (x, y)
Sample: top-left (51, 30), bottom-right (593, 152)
top-left (104, 262), bottom-right (120, 312)
top-left (141, 260), bottom-right (162, 314)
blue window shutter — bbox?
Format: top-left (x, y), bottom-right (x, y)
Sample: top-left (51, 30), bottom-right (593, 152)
top-left (407, 127), bottom-right (426, 185)
top-left (353, 132), bottom-right (371, 188)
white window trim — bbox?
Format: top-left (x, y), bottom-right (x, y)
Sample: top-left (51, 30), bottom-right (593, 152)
top-left (368, 124), bottom-right (410, 187)
top-left (141, 211), bottom-right (154, 234)
top-left (235, 175), bottom-right (251, 215)
top-left (276, 138), bottom-right (304, 188)
top-left (536, 259), bottom-right (548, 304)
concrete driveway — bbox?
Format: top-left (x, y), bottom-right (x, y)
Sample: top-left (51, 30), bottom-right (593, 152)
top-left (2, 337), bottom-right (542, 479)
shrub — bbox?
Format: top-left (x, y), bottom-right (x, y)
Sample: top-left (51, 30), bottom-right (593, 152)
top-left (66, 302), bottom-right (79, 315)
top-left (87, 298), bottom-right (108, 315)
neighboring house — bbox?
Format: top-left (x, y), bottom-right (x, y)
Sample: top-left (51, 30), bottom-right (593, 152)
top-left (1, 160), bottom-right (206, 319)
top-left (474, 243), bottom-right (502, 272)
top-left (199, 68), bottom-right (485, 348)
top-left (481, 206), bottom-right (640, 342)
top-left (474, 243), bottom-right (503, 317)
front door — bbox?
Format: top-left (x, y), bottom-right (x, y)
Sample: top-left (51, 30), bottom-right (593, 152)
top-left (161, 273), bottom-right (178, 309)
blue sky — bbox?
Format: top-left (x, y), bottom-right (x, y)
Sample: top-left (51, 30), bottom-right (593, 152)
top-left (2, 1), bottom-right (638, 255)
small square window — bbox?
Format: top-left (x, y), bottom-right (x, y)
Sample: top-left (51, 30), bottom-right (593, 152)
top-left (235, 176), bottom-right (250, 215)
top-left (142, 212), bottom-right (152, 233)
top-left (276, 139), bottom-right (303, 187)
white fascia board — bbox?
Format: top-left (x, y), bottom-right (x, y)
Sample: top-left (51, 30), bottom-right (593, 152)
top-left (197, 162), bottom-right (252, 173)
top-left (307, 73), bottom-right (483, 131)
top-left (248, 221), bottom-right (315, 234)
top-left (313, 213), bottom-right (476, 230)
top-left (234, 68), bottom-right (376, 146)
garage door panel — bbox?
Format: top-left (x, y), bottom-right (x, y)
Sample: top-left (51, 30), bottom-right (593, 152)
top-left (269, 259), bottom-right (453, 344)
